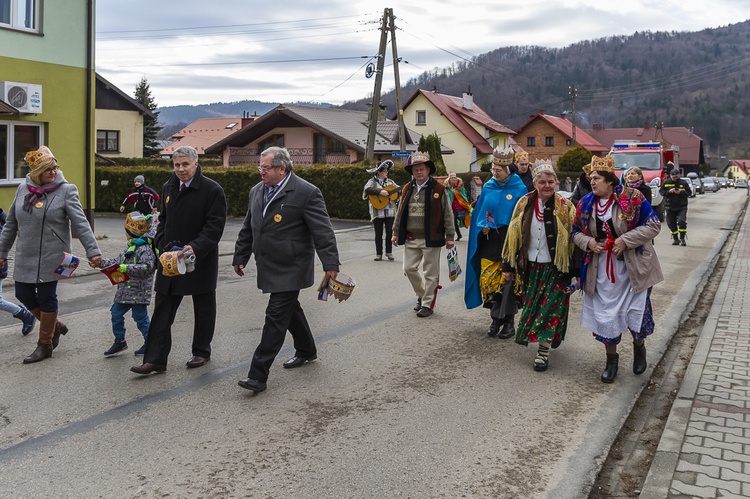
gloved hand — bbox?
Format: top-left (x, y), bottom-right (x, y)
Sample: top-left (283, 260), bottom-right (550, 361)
top-left (118, 264), bottom-right (128, 274)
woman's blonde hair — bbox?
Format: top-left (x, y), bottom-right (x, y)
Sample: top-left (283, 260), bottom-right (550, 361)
top-left (624, 166), bottom-right (644, 182)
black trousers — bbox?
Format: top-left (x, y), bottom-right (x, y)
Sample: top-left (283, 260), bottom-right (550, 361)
top-left (373, 217), bottom-right (394, 255)
top-left (666, 208), bottom-right (687, 235)
top-left (248, 289), bottom-right (316, 383)
top-left (143, 290), bottom-right (216, 366)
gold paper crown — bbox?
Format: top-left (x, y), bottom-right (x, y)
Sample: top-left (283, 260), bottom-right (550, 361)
top-left (328, 273), bottom-right (356, 302)
top-left (532, 159), bottom-right (556, 179)
top-left (24, 146), bottom-right (56, 169)
top-left (590, 155), bottom-right (615, 174)
top-left (492, 146), bottom-right (514, 166)
top-left (160, 250), bottom-right (186, 277)
top-left (514, 151), bottom-right (529, 162)
top-left (582, 161), bottom-right (592, 175)
top-left (124, 212), bottom-right (151, 236)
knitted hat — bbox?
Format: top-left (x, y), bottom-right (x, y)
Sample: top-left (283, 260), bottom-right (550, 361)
top-left (24, 146), bottom-right (57, 184)
top-left (124, 212), bottom-right (151, 237)
top-left (134, 175), bottom-right (145, 184)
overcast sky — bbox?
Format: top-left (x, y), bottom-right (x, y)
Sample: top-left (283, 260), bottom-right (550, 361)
top-left (95, 0), bottom-right (750, 108)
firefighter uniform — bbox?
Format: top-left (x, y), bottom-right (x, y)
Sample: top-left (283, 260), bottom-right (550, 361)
top-left (659, 171), bottom-right (691, 246)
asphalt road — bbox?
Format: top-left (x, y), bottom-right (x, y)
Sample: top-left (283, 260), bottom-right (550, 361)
top-left (0, 190), bottom-right (743, 498)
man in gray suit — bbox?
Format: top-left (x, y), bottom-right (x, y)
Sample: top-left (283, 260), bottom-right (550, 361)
top-left (233, 147), bottom-right (340, 393)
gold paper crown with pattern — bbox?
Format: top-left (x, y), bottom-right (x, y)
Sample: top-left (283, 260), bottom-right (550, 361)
top-left (24, 146), bottom-right (56, 169)
top-left (124, 212), bottom-right (151, 237)
top-left (532, 159), bottom-right (556, 180)
top-left (590, 155), bottom-right (615, 174)
top-left (582, 161), bottom-right (592, 175)
top-left (407, 151), bottom-right (431, 166)
top-left (514, 151), bottom-right (529, 163)
top-left (492, 146), bottom-right (515, 166)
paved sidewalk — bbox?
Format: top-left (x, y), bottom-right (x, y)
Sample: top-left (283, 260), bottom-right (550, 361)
top-left (641, 204), bottom-right (750, 498)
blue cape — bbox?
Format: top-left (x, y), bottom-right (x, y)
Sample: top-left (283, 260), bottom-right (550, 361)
top-left (464, 174), bottom-right (528, 309)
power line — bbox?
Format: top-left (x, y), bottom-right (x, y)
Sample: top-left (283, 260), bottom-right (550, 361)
top-left (108, 56), bottom-right (373, 69)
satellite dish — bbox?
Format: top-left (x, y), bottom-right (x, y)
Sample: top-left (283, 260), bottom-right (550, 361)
top-left (365, 63), bottom-right (375, 79)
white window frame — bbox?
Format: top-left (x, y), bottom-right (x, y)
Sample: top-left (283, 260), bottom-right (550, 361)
top-left (0, 0), bottom-right (39, 33)
top-left (0, 120), bottom-right (44, 183)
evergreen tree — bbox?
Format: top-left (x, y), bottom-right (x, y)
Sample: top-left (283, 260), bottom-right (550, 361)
top-left (134, 77), bottom-right (163, 157)
top-left (418, 133), bottom-right (447, 175)
top-left (557, 145), bottom-right (593, 173)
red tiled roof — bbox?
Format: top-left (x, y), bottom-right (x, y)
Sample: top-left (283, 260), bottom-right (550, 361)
top-left (587, 126), bottom-right (705, 165)
top-left (160, 117), bottom-right (248, 156)
top-left (401, 89), bottom-right (515, 155)
top-left (730, 159), bottom-right (750, 175)
top-left (516, 112), bottom-right (609, 152)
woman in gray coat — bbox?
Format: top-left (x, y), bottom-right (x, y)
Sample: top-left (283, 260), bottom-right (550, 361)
top-left (0, 146), bottom-right (101, 364)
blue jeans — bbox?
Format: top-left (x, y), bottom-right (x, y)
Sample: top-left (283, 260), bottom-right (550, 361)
top-left (0, 279), bottom-right (22, 316)
top-left (111, 303), bottom-right (150, 341)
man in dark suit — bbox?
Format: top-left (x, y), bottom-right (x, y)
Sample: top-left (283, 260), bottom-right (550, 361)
top-left (233, 147), bottom-right (340, 393)
top-left (131, 146), bottom-right (227, 375)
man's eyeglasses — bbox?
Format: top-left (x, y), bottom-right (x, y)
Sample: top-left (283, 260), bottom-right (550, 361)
top-left (258, 166), bottom-right (274, 173)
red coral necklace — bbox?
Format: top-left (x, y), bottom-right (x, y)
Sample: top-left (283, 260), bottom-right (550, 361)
top-left (534, 198), bottom-right (545, 222)
top-left (596, 195), bottom-right (615, 217)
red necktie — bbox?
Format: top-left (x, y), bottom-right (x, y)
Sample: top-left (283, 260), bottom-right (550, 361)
top-left (180, 183), bottom-right (185, 191)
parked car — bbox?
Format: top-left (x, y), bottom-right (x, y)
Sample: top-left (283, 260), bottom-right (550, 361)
top-left (682, 178), bottom-right (696, 197)
top-left (735, 178), bottom-right (748, 189)
top-left (702, 178), bottom-right (719, 192)
top-left (717, 177), bottom-right (729, 188)
top-left (690, 177), bottom-right (704, 194)
top-left (728, 179), bottom-right (735, 187)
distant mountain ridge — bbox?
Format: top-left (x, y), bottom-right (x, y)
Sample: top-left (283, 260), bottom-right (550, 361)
top-left (157, 100), bottom-right (335, 126)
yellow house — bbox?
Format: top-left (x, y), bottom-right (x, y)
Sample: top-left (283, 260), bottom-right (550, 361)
top-left (400, 89), bottom-right (515, 172)
top-left (726, 160), bottom-right (750, 180)
top-left (95, 74), bottom-right (155, 158)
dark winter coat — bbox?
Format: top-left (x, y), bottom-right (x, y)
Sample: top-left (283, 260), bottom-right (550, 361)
top-left (154, 166), bottom-right (226, 296)
top-left (659, 178), bottom-right (690, 211)
top-left (232, 171), bottom-right (340, 294)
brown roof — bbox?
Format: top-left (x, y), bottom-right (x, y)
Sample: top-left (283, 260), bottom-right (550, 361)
top-left (161, 117), bottom-right (247, 156)
top-left (400, 89), bottom-right (515, 155)
top-left (515, 112), bottom-right (609, 153)
top-left (205, 104), bottom-right (452, 156)
top-left (586, 125), bottom-right (705, 165)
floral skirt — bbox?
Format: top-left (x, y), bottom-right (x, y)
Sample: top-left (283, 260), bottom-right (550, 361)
top-left (516, 262), bottom-right (570, 346)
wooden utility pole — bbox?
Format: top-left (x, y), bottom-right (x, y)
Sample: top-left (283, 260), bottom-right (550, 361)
top-left (569, 83), bottom-right (577, 147)
top-left (365, 8), bottom-right (389, 164)
top-left (388, 8), bottom-right (406, 152)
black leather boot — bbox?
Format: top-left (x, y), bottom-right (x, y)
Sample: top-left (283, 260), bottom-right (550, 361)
top-left (680, 233), bottom-right (686, 246)
top-left (498, 315), bottom-right (515, 339)
top-left (633, 342), bottom-right (647, 375)
top-left (487, 318), bottom-right (501, 337)
top-left (601, 353), bottom-right (619, 383)
top-left (671, 234), bottom-right (679, 245)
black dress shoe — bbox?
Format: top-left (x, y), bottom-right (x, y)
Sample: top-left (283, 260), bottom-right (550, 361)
top-left (283, 354), bottom-right (317, 368)
top-left (487, 318), bottom-right (501, 337)
top-left (130, 363), bottom-right (167, 375)
top-left (238, 378), bottom-right (267, 392)
top-left (186, 356), bottom-right (210, 368)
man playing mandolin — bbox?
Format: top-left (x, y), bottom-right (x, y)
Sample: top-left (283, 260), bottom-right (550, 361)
top-left (363, 160), bottom-right (400, 261)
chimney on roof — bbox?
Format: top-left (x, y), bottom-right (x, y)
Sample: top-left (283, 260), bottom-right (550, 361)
top-left (241, 111), bottom-right (255, 127)
top-left (560, 112), bottom-right (566, 120)
top-left (367, 104), bottom-right (387, 122)
top-left (643, 122), bottom-right (650, 129)
top-left (463, 88), bottom-right (473, 111)
top-left (593, 123), bottom-right (604, 130)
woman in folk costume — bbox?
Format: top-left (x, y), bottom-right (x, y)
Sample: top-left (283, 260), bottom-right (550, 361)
top-left (464, 146), bottom-right (528, 339)
top-left (502, 160), bottom-right (577, 371)
top-left (443, 172), bottom-right (472, 241)
top-left (572, 156), bottom-right (663, 383)
top-left (362, 160), bottom-right (400, 261)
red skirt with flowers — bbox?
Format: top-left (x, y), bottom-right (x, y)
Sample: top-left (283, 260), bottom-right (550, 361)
top-left (516, 261), bottom-right (570, 346)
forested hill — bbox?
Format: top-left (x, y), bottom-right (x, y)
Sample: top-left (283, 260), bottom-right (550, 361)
top-left (342, 20), bottom-right (750, 158)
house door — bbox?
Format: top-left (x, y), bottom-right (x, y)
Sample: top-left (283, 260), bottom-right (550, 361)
top-left (313, 133), bottom-right (326, 164)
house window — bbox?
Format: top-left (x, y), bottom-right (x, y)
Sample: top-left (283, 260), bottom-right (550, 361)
top-left (545, 136), bottom-right (554, 147)
top-left (0, 121), bottom-right (43, 181)
top-left (313, 133), bottom-right (346, 163)
top-left (526, 137), bottom-right (535, 147)
top-left (0, 0), bottom-right (39, 32)
top-left (259, 134), bottom-right (284, 152)
top-left (96, 130), bottom-right (120, 153)
top-left (416, 110), bottom-right (426, 126)
top-left (566, 139), bottom-right (572, 146)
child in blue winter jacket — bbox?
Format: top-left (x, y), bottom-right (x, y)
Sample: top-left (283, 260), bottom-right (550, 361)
top-left (99, 212), bottom-right (157, 356)
top-left (0, 208), bottom-right (36, 335)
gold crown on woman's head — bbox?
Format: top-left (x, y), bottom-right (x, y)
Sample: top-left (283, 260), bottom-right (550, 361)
top-left (590, 155), bottom-right (615, 173)
top-left (514, 151), bottom-right (529, 163)
top-left (492, 146), bottom-right (514, 166)
top-left (532, 159), bottom-right (556, 179)
top-left (24, 145), bottom-right (56, 169)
